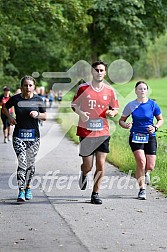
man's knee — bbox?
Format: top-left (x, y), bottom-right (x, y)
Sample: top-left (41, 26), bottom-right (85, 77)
top-left (81, 163), bottom-right (92, 173)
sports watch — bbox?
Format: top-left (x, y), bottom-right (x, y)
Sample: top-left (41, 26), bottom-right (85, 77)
top-left (154, 126), bottom-right (158, 132)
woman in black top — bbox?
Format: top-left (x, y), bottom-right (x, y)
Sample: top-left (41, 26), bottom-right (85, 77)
top-left (3, 76), bottom-right (47, 202)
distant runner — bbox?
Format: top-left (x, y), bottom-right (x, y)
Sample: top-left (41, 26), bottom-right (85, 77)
top-left (0, 86), bottom-right (14, 143)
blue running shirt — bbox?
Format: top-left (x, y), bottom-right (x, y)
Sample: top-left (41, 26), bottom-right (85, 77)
top-left (122, 99), bottom-right (161, 135)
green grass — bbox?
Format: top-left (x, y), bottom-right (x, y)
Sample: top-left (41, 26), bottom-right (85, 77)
top-left (58, 78), bottom-right (167, 195)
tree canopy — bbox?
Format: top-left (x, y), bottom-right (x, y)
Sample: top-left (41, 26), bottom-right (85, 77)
top-left (88, 0), bottom-right (167, 61)
top-left (0, 0), bottom-right (167, 91)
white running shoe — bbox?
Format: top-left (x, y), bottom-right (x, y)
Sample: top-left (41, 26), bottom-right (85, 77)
top-left (138, 189), bottom-right (147, 200)
top-left (145, 172), bottom-right (150, 185)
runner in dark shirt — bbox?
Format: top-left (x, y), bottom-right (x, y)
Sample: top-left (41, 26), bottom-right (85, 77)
top-left (0, 86), bottom-right (14, 143)
top-left (3, 76), bottom-right (47, 202)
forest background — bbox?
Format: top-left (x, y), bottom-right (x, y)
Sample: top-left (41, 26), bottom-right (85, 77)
top-left (1, 0), bottom-right (167, 90)
top-left (0, 0), bottom-right (167, 193)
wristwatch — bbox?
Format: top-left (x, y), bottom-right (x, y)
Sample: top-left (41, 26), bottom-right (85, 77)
top-left (154, 126), bottom-right (158, 132)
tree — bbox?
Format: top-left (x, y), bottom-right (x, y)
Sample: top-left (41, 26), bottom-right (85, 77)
top-left (87, 0), bottom-right (167, 62)
top-left (0, 0), bottom-right (92, 90)
top-left (133, 32), bottom-right (167, 78)
top-left (0, 0), bottom-right (167, 91)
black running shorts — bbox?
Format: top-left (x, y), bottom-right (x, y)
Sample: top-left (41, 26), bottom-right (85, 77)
top-left (129, 135), bottom-right (157, 155)
top-left (79, 136), bottom-right (110, 157)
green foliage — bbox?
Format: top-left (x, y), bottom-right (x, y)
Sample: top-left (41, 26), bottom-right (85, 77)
top-left (0, 0), bottom-right (167, 91)
top-left (0, 0), bottom-right (92, 89)
top-left (134, 32), bottom-right (167, 78)
top-left (88, 0), bottom-right (167, 61)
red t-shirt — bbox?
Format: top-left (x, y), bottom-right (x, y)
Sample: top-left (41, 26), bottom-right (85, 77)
top-left (72, 82), bottom-right (119, 137)
top-left (0, 96), bottom-right (14, 114)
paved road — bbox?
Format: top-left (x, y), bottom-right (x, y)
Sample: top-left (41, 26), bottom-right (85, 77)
top-left (0, 107), bottom-right (167, 252)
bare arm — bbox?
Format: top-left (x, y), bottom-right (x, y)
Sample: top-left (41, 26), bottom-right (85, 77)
top-left (154, 114), bottom-right (164, 128)
top-left (29, 111), bottom-right (47, 121)
top-left (38, 112), bottom-right (47, 121)
top-left (2, 105), bottom-right (17, 125)
top-left (119, 115), bottom-right (132, 129)
top-left (72, 104), bottom-right (90, 122)
top-left (147, 114), bottom-right (164, 133)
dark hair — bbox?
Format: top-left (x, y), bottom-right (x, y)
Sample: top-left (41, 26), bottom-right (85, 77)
top-left (135, 81), bottom-right (148, 89)
top-left (3, 86), bottom-right (10, 91)
top-left (20, 75), bottom-right (36, 87)
top-left (91, 60), bottom-right (108, 70)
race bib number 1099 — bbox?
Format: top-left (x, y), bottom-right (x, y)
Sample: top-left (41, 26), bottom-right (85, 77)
top-left (18, 129), bottom-right (35, 141)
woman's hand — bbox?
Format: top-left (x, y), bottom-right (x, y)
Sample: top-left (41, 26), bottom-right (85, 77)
top-left (29, 111), bottom-right (38, 119)
top-left (125, 122), bottom-right (132, 129)
top-left (147, 125), bottom-right (156, 134)
top-left (9, 116), bottom-right (17, 126)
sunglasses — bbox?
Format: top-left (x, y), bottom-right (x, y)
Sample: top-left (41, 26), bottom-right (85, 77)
top-left (94, 69), bottom-right (104, 73)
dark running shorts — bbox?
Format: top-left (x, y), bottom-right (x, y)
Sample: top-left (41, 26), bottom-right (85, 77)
top-left (1, 113), bottom-right (10, 130)
top-left (129, 135), bottom-right (157, 155)
top-left (79, 136), bottom-right (110, 157)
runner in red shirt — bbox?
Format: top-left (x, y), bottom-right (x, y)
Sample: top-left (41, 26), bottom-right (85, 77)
top-left (0, 86), bottom-right (14, 143)
top-left (72, 61), bottom-right (119, 204)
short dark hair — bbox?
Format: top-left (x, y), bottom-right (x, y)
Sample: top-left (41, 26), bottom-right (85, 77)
top-left (135, 81), bottom-right (148, 89)
top-left (3, 86), bottom-right (10, 91)
top-left (91, 61), bottom-right (108, 70)
top-left (20, 76), bottom-right (36, 87)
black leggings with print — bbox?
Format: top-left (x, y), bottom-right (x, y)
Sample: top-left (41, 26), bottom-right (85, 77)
top-left (13, 137), bottom-right (40, 190)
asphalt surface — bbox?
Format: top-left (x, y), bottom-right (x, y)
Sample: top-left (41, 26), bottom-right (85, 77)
top-left (0, 106), bottom-right (167, 252)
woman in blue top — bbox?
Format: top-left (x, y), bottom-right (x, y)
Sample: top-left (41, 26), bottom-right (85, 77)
top-left (119, 81), bottom-right (163, 200)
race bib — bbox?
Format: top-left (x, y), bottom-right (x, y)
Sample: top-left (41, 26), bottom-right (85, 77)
top-left (132, 133), bottom-right (149, 143)
top-left (18, 129), bottom-right (35, 141)
top-left (87, 118), bottom-right (103, 131)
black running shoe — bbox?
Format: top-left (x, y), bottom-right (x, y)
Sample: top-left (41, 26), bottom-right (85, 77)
top-left (79, 171), bottom-right (87, 190)
top-left (91, 192), bottom-right (102, 204)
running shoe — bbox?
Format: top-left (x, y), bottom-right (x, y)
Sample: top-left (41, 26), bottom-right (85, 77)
top-left (145, 172), bottom-right (150, 185)
top-left (17, 190), bottom-right (25, 202)
top-left (8, 136), bottom-right (11, 142)
top-left (138, 189), bottom-right (146, 200)
top-left (91, 192), bottom-right (102, 204)
top-left (4, 137), bottom-right (7, 143)
top-left (79, 171), bottom-right (87, 190)
top-left (25, 188), bottom-right (33, 200)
